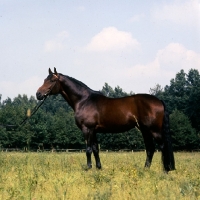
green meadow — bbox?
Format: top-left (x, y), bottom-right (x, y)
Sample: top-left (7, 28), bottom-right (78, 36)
top-left (0, 152), bottom-right (199, 200)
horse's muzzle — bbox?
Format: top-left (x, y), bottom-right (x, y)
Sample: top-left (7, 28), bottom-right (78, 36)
top-left (36, 92), bottom-right (44, 100)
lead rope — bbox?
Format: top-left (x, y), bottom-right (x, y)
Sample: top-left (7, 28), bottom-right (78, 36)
top-left (19, 95), bottom-right (48, 127)
top-left (1, 74), bottom-right (59, 131)
top-left (0, 95), bottom-right (48, 131)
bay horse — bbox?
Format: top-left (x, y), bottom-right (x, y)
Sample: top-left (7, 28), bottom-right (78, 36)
top-left (36, 68), bottom-right (175, 172)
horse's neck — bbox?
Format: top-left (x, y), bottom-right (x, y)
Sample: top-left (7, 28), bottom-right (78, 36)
top-left (59, 74), bottom-right (90, 110)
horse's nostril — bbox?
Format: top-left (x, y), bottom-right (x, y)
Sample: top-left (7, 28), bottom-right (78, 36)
top-left (36, 92), bottom-right (43, 100)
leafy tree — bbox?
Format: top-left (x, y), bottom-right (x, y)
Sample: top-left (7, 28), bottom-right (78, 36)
top-left (101, 83), bottom-right (116, 97)
top-left (0, 127), bottom-right (9, 148)
top-left (163, 69), bottom-right (188, 113)
top-left (170, 109), bottom-right (199, 150)
top-left (101, 83), bottom-right (129, 98)
top-left (149, 84), bottom-right (164, 99)
top-left (126, 129), bottom-right (145, 150)
top-left (162, 69), bottom-right (200, 133)
top-left (186, 69), bottom-right (200, 88)
top-left (114, 86), bottom-right (128, 97)
top-left (185, 69), bottom-right (200, 131)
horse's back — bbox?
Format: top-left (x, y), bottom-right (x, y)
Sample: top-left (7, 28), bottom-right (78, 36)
top-left (97, 93), bottom-right (163, 113)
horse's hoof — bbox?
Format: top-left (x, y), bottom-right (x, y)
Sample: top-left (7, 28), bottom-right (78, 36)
top-left (96, 164), bottom-right (102, 169)
top-left (87, 165), bottom-right (92, 169)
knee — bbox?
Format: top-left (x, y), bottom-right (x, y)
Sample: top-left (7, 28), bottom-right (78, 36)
top-left (86, 147), bottom-right (92, 155)
top-left (92, 144), bottom-right (99, 154)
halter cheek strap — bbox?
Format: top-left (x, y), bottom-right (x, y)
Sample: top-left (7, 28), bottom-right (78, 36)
top-left (45, 74), bottom-right (59, 97)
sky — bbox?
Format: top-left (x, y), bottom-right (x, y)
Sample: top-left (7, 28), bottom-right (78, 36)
top-left (0, 0), bottom-right (200, 101)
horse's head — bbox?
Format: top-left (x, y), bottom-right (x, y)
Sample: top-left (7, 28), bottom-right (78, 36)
top-left (36, 68), bottom-right (60, 100)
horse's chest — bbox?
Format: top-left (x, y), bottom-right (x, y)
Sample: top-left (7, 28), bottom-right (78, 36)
top-left (74, 108), bottom-right (98, 128)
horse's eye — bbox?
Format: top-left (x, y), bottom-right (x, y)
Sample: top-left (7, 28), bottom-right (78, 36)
top-left (50, 80), bottom-right (54, 83)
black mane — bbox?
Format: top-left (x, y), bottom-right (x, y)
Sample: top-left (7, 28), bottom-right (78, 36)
top-left (60, 73), bottom-right (103, 95)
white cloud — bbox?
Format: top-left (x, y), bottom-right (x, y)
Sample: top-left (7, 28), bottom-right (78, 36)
top-left (44, 31), bottom-right (69, 52)
top-left (151, 0), bottom-right (200, 25)
top-left (125, 43), bottom-right (200, 77)
top-left (156, 43), bottom-right (200, 71)
top-left (86, 27), bottom-right (140, 52)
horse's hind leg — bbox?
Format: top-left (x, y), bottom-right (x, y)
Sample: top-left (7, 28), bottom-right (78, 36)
top-left (92, 133), bottom-right (101, 169)
top-left (142, 131), bottom-right (155, 168)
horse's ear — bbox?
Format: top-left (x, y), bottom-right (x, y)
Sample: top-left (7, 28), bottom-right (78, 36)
top-left (54, 67), bottom-right (58, 75)
top-left (49, 68), bottom-right (53, 74)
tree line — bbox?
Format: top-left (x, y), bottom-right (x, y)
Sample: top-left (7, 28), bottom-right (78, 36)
top-left (0, 69), bottom-right (200, 151)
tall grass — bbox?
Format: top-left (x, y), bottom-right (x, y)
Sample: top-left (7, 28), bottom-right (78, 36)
top-left (0, 152), bottom-right (199, 199)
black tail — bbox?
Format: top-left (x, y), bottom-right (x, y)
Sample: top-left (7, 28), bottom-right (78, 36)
top-left (161, 101), bottom-right (175, 172)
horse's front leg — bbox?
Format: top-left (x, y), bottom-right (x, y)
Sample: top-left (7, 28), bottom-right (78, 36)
top-left (83, 128), bottom-right (93, 169)
top-left (86, 144), bottom-right (92, 169)
top-left (92, 133), bottom-right (101, 169)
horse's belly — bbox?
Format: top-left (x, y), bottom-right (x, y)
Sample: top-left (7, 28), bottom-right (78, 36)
top-left (96, 121), bottom-right (135, 133)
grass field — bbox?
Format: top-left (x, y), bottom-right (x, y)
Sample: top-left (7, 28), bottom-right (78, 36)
top-left (0, 152), bottom-right (199, 200)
